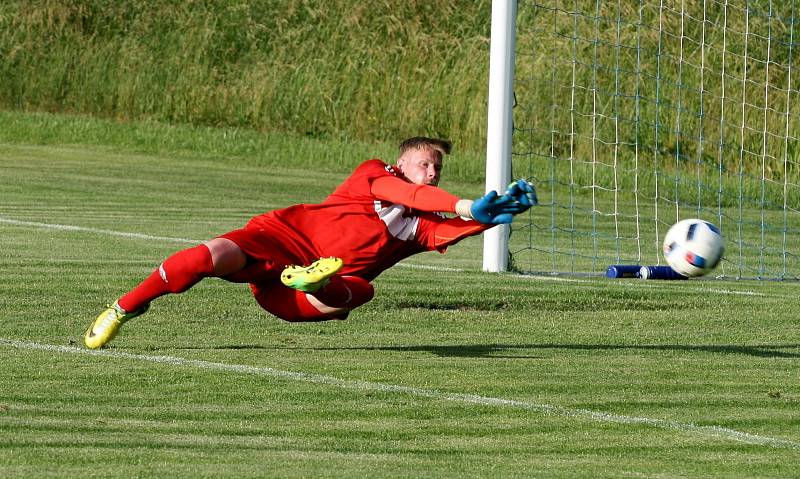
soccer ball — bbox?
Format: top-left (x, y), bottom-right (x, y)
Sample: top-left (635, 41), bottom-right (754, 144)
top-left (663, 219), bottom-right (725, 277)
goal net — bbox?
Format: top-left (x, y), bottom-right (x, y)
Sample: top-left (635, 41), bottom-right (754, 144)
top-left (505, 0), bottom-right (799, 280)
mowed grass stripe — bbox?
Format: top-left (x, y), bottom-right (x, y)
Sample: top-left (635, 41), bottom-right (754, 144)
top-left (3, 338), bottom-right (798, 451)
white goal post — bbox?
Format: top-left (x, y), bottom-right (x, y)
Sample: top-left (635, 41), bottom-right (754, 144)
top-left (483, 0), bottom-right (517, 273)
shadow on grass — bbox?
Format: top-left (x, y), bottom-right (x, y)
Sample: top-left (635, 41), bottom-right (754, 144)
top-left (182, 343), bottom-right (800, 359)
top-left (300, 343), bottom-right (800, 359)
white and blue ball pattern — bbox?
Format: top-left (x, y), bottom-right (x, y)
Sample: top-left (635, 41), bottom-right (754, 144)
top-left (663, 219), bottom-right (725, 277)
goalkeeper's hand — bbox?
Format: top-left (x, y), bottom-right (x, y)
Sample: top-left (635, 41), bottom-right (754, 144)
top-left (505, 179), bottom-right (538, 208)
top-left (469, 190), bottom-right (527, 225)
top-left (454, 179), bottom-right (537, 225)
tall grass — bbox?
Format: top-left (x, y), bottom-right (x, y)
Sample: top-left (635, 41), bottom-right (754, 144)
top-left (0, 1), bottom-right (492, 151)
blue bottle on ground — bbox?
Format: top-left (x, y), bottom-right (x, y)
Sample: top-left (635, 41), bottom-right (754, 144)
top-left (638, 265), bottom-right (688, 280)
top-left (606, 265), bottom-right (641, 278)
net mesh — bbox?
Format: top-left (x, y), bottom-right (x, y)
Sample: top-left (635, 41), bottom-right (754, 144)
top-left (510, 0), bottom-right (799, 279)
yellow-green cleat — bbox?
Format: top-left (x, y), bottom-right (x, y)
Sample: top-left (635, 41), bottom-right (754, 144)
top-left (84, 302), bottom-right (149, 349)
top-left (280, 257), bottom-right (343, 293)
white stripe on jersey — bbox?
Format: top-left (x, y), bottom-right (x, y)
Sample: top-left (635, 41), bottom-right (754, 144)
top-left (373, 201), bottom-right (419, 241)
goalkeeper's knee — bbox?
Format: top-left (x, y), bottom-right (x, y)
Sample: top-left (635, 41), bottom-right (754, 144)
top-left (311, 275), bottom-right (374, 309)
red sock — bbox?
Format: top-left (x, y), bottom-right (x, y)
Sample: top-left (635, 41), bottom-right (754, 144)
top-left (118, 244), bottom-right (215, 312)
top-left (311, 275), bottom-right (374, 309)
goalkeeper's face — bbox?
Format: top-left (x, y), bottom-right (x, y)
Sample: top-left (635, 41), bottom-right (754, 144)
top-left (396, 149), bottom-right (443, 186)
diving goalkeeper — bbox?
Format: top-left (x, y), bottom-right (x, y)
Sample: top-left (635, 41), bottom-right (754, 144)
top-left (84, 137), bottom-right (536, 349)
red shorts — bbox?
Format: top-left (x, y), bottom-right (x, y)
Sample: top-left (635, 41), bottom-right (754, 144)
top-left (218, 215), bottom-right (317, 283)
top-left (218, 222), bottom-right (335, 322)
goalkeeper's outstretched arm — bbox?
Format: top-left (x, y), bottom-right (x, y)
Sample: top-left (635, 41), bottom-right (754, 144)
top-left (370, 174), bottom-right (536, 225)
top-left (415, 180), bottom-right (537, 252)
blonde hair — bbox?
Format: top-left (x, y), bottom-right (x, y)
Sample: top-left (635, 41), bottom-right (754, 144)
top-left (399, 137), bottom-right (452, 160)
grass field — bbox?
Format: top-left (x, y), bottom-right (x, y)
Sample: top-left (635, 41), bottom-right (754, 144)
top-left (1, 122), bottom-right (800, 477)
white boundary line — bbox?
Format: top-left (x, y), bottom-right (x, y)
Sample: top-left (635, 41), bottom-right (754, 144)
top-left (0, 217), bottom-right (200, 244)
top-left (1, 338), bottom-right (798, 450)
top-left (512, 274), bottom-right (591, 283)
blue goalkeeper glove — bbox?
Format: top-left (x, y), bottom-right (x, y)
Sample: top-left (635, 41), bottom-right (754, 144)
top-left (505, 179), bottom-right (538, 208)
top-left (470, 190), bottom-right (525, 225)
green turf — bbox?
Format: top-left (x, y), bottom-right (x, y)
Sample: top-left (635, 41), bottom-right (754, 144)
top-left (1, 128), bottom-right (799, 477)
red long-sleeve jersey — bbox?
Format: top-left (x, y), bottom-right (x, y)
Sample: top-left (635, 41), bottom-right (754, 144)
top-left (236, 159), bottom-right (490, 281)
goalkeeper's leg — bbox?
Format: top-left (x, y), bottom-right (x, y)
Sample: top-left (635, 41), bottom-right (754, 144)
top-left (117, 238), bottom-right (245, 311)
top-left (253, 275), bottom-right (375, 322)
top-left (85, 238), bottom-right (246, 349)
